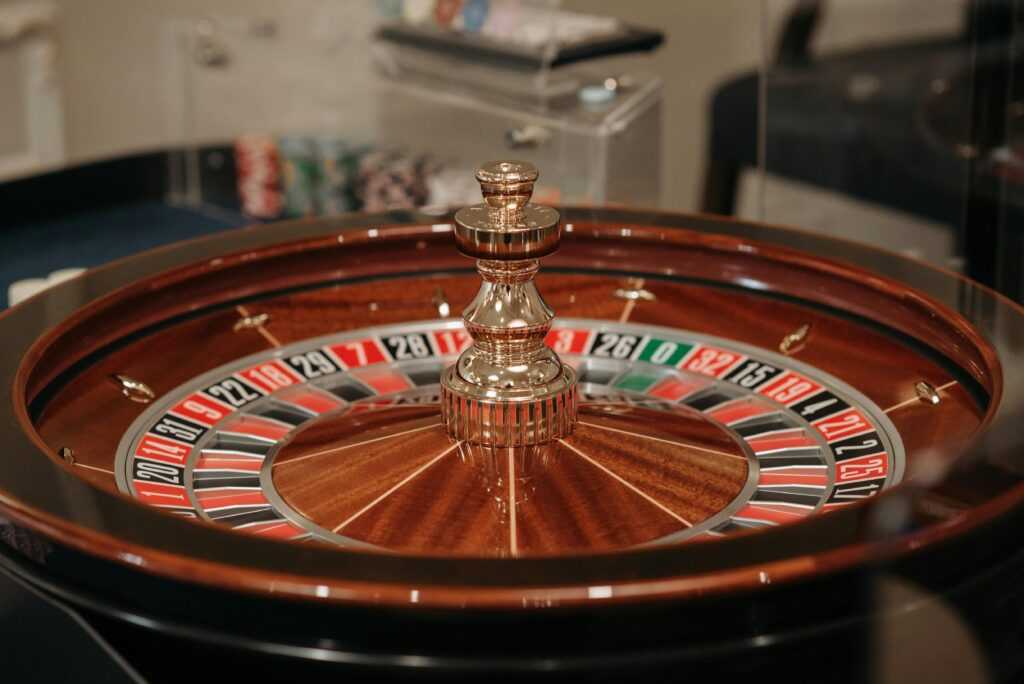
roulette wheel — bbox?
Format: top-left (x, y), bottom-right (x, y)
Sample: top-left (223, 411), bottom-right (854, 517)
top-left (2, 160), bottom-right (1024, 681)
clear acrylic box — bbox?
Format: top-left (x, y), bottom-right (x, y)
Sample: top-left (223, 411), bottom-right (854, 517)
top-left (162, 1), bottom-right (663, 216)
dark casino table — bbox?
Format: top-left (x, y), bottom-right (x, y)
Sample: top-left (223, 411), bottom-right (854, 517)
top-left (0, 148), bottom-right (249, 308)
top-left (2, 154), bottom-right (1024, 682)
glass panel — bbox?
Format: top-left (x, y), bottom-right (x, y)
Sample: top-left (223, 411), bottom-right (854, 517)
top-left (747, 0), bottom-right (1024, 303)
top-left (161, 1), bottom-right (664, 222)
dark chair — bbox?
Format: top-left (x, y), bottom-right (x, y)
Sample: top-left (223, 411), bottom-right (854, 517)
top-left (701, 0), bottom-right (1024, 299)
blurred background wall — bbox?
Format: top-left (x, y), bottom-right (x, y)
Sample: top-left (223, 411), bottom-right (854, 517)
top-left (2, 0), bottom-right (964, 211)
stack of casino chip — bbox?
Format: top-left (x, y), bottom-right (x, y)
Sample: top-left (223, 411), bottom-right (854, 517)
top-left (461, 0), bottom-right (490, 33)
top-left (375, 0), bottom-right (618, 50)
top-left (402, 0), bottom-right (435, 24)
top-left (277, 136), bottom-right (321, 218)
top-left (313, 137), bottom-right (365, 216)
top-left (234, 134), bottom-right (283, 219)
top-left (236, 133), bottom-right (451, 216)
top-left (355, 149), bottom-right (442, 212)
top-left (375, 0), bottom-right (497, 33)
top-left (433, 0), bottom-right (463, 28)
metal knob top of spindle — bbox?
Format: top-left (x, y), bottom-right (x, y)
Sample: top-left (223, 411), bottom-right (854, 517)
top-left (451, 161), bottom-right (562, 261)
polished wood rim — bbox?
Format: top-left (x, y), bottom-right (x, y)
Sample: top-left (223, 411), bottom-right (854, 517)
top-left (0, 207), bottom-right (1020, 609)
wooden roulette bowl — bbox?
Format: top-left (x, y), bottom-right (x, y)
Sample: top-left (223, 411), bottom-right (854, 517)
top-left (2, 173), bottom-right (1024, 679)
